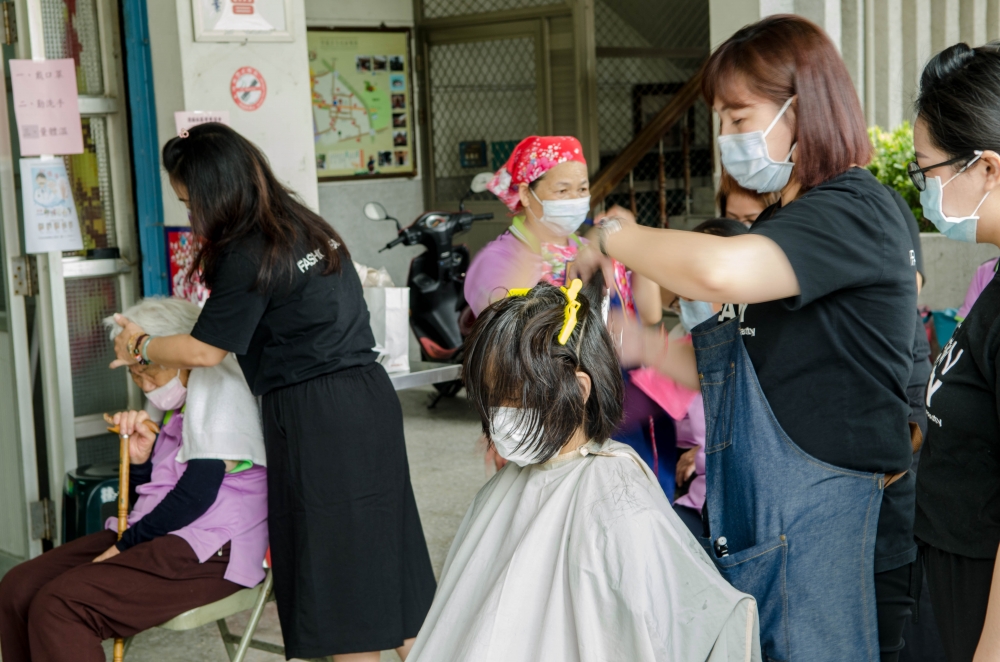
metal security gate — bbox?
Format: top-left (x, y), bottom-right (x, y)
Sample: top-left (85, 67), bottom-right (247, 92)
top-left (417, 0), bottom-right (598, 217)
top-left (0, 0), bottom-right (141, 557)
top-left (426, 31), bottom-right (542, 207)
top-left (593, 0), bottom-right (713, 226)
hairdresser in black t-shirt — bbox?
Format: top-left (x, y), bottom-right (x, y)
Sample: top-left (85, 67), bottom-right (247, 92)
top-left (907, 43), bottom-right (1000, 662)
top-left (108, 124), bottom-right (436, 662)
top-left (574, 15), bottom-right (918, 662)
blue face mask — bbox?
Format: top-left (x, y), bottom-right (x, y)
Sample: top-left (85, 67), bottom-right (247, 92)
top-left (920, 151), bottom-right (988, 244)
top-left (679, 299), bottom-right (716, 333)
top-left (718, 97), bottom-right (796, 194)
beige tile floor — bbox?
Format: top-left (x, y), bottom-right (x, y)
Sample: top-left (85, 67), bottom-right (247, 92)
top-left (30, 385), bottom-right (486, 662)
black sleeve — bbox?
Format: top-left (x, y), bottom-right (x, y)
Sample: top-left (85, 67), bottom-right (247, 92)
top-left (128, 459), bottom-right (153, 507)
top-left (752, 180), bottom-right (887, 308)
top-left (190, 250), bottom-right (269, 354)
top-left (116, 459), bottom-right (226, 551)
top-left (886, 185), bottom-right (924, 278)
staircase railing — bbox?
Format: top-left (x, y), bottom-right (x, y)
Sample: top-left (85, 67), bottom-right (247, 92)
top-left (590, 65), bottom-right (706, 227)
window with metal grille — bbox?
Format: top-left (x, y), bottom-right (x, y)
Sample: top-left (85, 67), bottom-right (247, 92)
top-left (428, 37), bottom-right (540, 206)
top-left (66, 277), bottom-right (127, 419)
top-left (595, 0), bottom-right (713, 227)
top-left (421, 0), bottom-right (563, 20)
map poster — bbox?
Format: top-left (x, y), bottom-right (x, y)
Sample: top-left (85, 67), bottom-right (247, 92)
top-left (307, 28), bottom-right (416, 180)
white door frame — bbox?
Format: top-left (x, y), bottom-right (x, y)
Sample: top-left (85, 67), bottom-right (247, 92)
top-left (18, 0), bottom-right (140, 547)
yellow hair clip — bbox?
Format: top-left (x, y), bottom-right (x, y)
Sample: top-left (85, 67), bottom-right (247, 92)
top-left (505, 279), bottom-right (584, 345)
top-left (557, 279), bottom-right (583, 345)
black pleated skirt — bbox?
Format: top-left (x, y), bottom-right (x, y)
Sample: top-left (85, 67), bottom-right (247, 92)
top-left (261, 362), bottom-right (436, 658)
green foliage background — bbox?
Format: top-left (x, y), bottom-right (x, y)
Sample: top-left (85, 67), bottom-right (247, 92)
top-left (867, 122), bottom-right (933, 232)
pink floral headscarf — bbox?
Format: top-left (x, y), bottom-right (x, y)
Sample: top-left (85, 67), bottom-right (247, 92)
top-left (487, 136), bottom-right (587, 212)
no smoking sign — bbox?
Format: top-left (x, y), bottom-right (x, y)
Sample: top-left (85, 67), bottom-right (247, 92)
top-left (230, 67), bottom-right (267, 112)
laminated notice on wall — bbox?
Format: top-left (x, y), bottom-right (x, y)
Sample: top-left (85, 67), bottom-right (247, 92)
top-left (175, 110), bottom-right (231, 135)
top-left (9, 59), bottom-right (83, 156)
top-left (20, 157), bottom-right (83, 254)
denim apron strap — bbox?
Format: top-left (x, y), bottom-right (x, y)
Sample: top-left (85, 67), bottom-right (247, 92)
top-left (693, 316), bottom-right (882, 662)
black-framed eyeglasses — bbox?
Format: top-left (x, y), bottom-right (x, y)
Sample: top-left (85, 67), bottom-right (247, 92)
top-left (907, 154), bottom-right (977, 191)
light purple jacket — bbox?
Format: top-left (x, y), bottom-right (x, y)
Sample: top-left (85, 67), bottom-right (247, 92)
top-left (106, 412), bottom-right (269, 587)
top-left (465, 231), bottom-right (547, 316)
top-left (958, 257), bottom-right (999, 320)
top-left (673, 395), bottom-right (706, 513)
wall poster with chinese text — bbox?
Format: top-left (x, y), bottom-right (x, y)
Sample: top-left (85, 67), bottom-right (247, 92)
top-left (20, 157), bottom-right (83, 254)
top-left (9, 59), bottom-right (84, 156)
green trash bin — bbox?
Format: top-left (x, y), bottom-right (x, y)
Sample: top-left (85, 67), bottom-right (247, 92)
top-left (62, 463), bottom-right (121, 543)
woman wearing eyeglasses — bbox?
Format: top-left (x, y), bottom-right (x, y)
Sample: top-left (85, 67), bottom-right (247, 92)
top-left (909, 43), bottom-right (1000, 662)
top-left (574, 15), bottom-right (920, 662)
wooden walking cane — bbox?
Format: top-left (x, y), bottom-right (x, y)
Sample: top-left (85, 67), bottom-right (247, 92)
top-left (104, 414), bottom-right (159, 662)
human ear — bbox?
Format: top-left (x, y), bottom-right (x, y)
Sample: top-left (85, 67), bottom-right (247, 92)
top-left (981, 150), bottom-right (1000, 192)
top-left (518, 183), bottom-right (533, 214)
top-left (575, 371), bottom-right (592, 403)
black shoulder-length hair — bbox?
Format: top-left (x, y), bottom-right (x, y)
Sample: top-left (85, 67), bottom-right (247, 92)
top-left (463, 278), bottom-right (624, 463)
top-left (162, 123), bottom-right (348, 291)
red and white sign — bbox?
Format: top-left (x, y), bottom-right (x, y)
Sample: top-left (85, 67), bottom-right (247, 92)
top-left (230, 67), bottom-right (267, 111)
top-left (232, 0), bottom-right (255, 15)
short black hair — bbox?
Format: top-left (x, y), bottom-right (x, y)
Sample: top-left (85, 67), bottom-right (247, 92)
top-left (917, 42), bottom-right (1000, 164)
top-left (463, 280), bottom-right (623, 462)
top-left (692, 218), bottom-right (750, 237)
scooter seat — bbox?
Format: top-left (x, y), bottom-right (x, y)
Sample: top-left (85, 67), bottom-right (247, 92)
top-left (420, 336), bottom-right (460, 361)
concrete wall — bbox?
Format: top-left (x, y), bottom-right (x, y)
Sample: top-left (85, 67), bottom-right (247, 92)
top-left (149, 0), bottom-right (318, 228)
top-left (710, 0), bottom-right (1000, 127)
top-left (920, 234), bottom-right (999, 309)
top-left (305, 0), bottom-right (424, 288)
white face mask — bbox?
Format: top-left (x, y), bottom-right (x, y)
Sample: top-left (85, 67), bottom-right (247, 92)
top-left (146, 373), bottom-right (187, 411)
top-left (718, 97), bottom-right (796, 193)
top-left (679, 299), bottom-right (716, 333)
top-left (920, 151), bottom-right (988, 244)
top-left (529, 189), bottom-right (590, 237)
top-left (489, 407), bottom-right (548, 467)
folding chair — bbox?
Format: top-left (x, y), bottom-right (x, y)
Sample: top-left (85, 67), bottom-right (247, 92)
top-left (121, 567), bottom-right (283, 661)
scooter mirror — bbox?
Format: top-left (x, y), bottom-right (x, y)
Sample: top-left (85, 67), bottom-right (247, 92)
top-left (470, 172), bottom-right (493, 194)
top-left (363, 202), bottom-right (388, 221)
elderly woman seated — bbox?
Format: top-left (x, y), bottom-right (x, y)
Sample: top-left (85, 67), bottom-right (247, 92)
top-left (0, 297), bottom-right (268, 662)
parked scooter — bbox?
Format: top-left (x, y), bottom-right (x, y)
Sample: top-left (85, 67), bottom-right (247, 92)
top-left (364, 172), bottom-right (495, 404)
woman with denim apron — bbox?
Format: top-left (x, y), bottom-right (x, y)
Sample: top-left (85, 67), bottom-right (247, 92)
top-left (909, 44), bottom-right (1000, 662)
top-left (575, 15), bottom-right (920, 662)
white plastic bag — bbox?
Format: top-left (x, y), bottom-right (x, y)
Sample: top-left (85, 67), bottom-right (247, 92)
top-left (364, 287), bottom-right (410, 373)
top-left (354, 261), bottom-right (395, 287)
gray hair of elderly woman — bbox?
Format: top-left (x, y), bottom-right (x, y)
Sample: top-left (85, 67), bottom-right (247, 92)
top-left (104, 297), bottom-right (202, 340)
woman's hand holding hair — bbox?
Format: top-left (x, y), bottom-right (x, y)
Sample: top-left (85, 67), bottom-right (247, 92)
top-left (110, 314), bottom-right (145, 369)
top-left (568, 205), bottom-right (635, 287)
top-left (109, 314), bottom-right (228, 370)
top-left (606, 309), bottom-right (653, 368)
